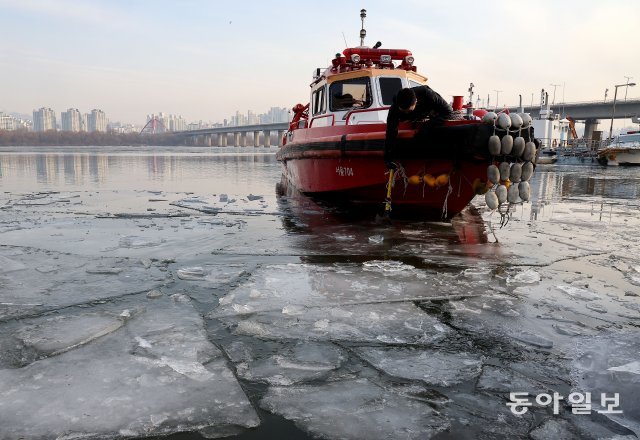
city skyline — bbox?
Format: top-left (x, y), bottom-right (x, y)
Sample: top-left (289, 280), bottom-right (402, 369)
top-left (1, 0), bottom-right (639, 124)
top-left (1, 105), bottom-right (289, 132)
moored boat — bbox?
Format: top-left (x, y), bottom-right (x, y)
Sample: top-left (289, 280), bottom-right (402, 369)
top-left (537, 147), bottom-right (558, 164)
top-left (276, 11), bottom-right (539, 219)
top-left (597, 131), bottom-right (640, 166)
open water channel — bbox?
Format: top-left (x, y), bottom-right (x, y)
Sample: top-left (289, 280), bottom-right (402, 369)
top-left (0, 146), bottom-right (638, 439)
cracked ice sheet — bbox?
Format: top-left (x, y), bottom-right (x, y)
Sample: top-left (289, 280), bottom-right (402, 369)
top-left (229, 340), bottom-right (347, 386)
top-left (171, 194), bottom-right (279, 216)
top-left (474, 196), bottom-right (640, 267)
top-left (261, 378), bottom-right (449, 440)
top-left (354, 347), bottom-right (482, 387)
top-left (0, 190), bottom-right (285, 260)
top-left (0, 215), bottom-right (243, 260)
top-left (572, 332), bottom-right (640, 437)
top-left (0, 295), bottom-right (259, 439)
top-left (211, 262), bottom-right (492, 319)
top-left (0, 246), bottom-right (171, 320)
top-left (220, 301), bottom-right (450, 345)
top-left (444, 257), bottom-right (640, 359)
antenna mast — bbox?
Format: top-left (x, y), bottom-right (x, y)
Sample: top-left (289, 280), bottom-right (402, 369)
top-left (359, 9), bottom-right (367, 46)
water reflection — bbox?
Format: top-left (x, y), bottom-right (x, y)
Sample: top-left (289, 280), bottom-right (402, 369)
top-left (0, 149), bottom-right (279, 193)
top-left (532, 164), bottom-right (640, 200)
top-left (275, 177), bottom-right (490, 262)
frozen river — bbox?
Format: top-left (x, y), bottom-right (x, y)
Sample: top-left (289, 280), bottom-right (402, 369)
top-left (0, 146), bottom-right (638, 439)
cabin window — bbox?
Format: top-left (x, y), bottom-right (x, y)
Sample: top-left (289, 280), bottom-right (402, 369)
top-left (378, 77), bottom-right (403, 105)
top-left (409, 80), bottom-right (423, 88)
top-left (329, 77), bottom-right (372, 111)
top-left (312, 86), bottom-right (326, 115)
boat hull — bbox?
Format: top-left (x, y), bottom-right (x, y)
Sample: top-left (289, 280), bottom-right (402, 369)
top-left (277, 121), bottom-right (536, 218)
top-left (597, 149), bottom-right (640, 166)
top-left (536, 148), bottom-right (558, 164)
top-left (282, 156), bottom-right (486, 217)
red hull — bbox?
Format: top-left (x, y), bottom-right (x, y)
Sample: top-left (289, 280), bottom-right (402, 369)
top-left (282, 156), bottom-right (486, 217)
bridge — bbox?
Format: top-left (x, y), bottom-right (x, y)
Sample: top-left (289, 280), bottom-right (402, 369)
top-left (175, 122), bottom-right (289, 147)
top-left (506, 99), bottom-right (640, 138)
top-left (172, 99), bottom-right (640, 147)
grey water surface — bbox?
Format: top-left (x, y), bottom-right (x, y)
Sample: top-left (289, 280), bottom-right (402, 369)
top-left (0, 146), bottom-right (638, 440)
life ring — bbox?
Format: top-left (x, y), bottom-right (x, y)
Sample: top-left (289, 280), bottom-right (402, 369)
top-left (552, 139), bottom-right (557, 147)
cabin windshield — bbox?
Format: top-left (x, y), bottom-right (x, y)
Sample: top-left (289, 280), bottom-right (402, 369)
top-left (329, 77), bottom-right (372, 111)
top-left (379, 77), bottom-right (403, 106)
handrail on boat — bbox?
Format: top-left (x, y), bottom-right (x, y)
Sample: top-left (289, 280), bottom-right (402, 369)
top-left (345, 106), bottom-right (390, 125)
top-left (309, 114), bottom-right (336, 128)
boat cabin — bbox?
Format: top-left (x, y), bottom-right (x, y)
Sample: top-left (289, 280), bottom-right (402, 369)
top-left (306, 48), bottom-right (428, 128)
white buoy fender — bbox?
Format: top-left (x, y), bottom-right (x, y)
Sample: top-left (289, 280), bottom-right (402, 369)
top-left (524, 141), bottom-right (536, 162)
top-left (521, 161), bottom-right (534, 181)
top-left (512, 136), bottom-right (526, 157)
top-left (510, 113), bottom-right (523, 129)
top-left (519, 113), bottom-right (532, 128)
top-left (497, 113), bottom-right (512, 130)
top-left (509, 162), bottom-right (522, 182)
top-left (519, 181), bottom-right (530, 201)
top-left (488, 135), bottom-right (501, 155)
top-left (507, 184), bottom-right (520, 203)
top-left (482, 112), bottom-right (498, 125)
top-left (495, 185), bottom-right (507, 204)
top-left (499, 162), bottom-right (511, 181)
top-left (501, 134), bottom-right (513, 155)
top-left (485, 191), bottom-right (499, 210)
top-left (487, 165), bottom-right (500, 184)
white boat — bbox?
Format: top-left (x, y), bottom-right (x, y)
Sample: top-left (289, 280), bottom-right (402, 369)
top-left (536, 147), bottom-right (558, 164)
top-left (597, 131), bottom-right (640, 166)
top-left (527, 90), bottom-right (570, 164)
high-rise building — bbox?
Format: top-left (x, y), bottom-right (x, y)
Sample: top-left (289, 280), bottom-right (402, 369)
top-left (33, 107), bottom-right (57, 132)
top-left (145, 112), bottom-right (187, 133)
top-left (0, 112), bottom-right (17, 130)
top-left (247, 110), bottom-right (258, 125)
top-left (87, 109), bottom-right (107, 132)
top-left (61, 108), bottom-right (82, 132)
top-left (231, 110), bottom-right (247, 126)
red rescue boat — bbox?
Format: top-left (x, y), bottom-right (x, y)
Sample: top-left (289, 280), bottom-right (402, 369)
top-left (276, 12), bottom-right (536, 219)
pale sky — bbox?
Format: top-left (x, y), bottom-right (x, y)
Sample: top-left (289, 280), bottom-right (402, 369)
top-left (1, 0), bottom-right (639, 125)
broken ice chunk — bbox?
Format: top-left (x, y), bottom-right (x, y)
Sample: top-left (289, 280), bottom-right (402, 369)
top-left (355, 347), bottom-right (482, 386)
top-left (235, 342), bottom-right (345, 386)
top-left (177, 267), bottom-right (205, 280)
top-left (608, 361), bottom-right (640, 375)
top-left (86, 267), bottom-right (124, 275)
top-left (362, 260), bottom-right (415, 273)
top-left (506, 269), bottom-right (541, 285)
top-left (261, 379), bottom-right (449, 439)
top-left (557, 285), bottom-right (600, 301)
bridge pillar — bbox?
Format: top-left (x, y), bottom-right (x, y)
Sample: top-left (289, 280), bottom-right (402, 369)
top-left (240, 132), bottom-right (247, 147)
top-left (277, 130), bottom-right (285, 147)
top-left (234, 132), bottom-right (241, 147)
top-left (218, 133), bottom-right (228, 147)
top-left (263, 130), bottom-right (271, 147)
top-left (253, 131), bottom-right (260, 147)
top-left (584, 119), bottom-right (599, 140)
top-left (204, 135), bottom-right (211, 147)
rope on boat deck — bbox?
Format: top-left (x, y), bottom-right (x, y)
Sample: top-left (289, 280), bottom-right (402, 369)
top-left (393, 163), bottom-right (409, 196)
top-left (441, 177), bottom-right (453, 219)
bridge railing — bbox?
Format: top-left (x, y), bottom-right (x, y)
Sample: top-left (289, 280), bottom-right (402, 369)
top-left (555, 139), bottom-right (608, 157)
top-left (508, 98), bottom-right (640, 109)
